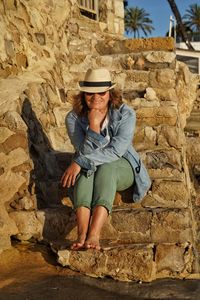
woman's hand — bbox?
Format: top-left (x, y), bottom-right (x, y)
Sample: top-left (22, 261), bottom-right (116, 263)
top-left (88, 109), bottom-right (106, 133)
top-left (61, 161), bottom-right (81, 188)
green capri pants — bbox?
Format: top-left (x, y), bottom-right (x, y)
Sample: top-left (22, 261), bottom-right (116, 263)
top-left (73, 157), bottom-right (134, 213)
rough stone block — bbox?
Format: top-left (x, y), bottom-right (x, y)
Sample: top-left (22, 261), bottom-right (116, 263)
top-left (125, 38), bottom-right (174, 52)
top-left (3, 111), bottom-right (27, 131)
top-left (114, 20), bottom-right (120, 34)
top-left (48, 127), bottom-right (74, 152)
top-left (136, 107), bottom-right (177, 126)
top-left (3, 0), bottom-right (17, 10)
top-left (150, 69), bottom-right (176, 89)
top-left (157, 125), bottom-right (185, 149)
top-left (35, 33), bottom-right (46, 45)
top-left (9, 211), bottom-right (43, 241)
top-left (0, 148), bottom-right (29, 171)
top-left (1, 133), bottom-right (28, 154)
top-left (105, 245), bottom-right (154, 281)
top-left (0, 171), bottom-right (26, 204)
top-left (134, 126), bottom-right (157, 151)
top-left (0, 235), bottom-right (12, 253)
top-left (10, 195), bottom-right (37, 211)
top-left (0, 127), bottom-right (15, 144)
top-left (119, 19), bottom-right (124, 35)
top-left (145, 149), bottom-right (182, 171)
top-left (5, 40), bottom-right (15, 58)
top-left (152, 180), bottom-right (189, 207)
top-left (123, 80), bottom-right (148, 92)
top-left (107, 12), bottom-right (115, 33)
top-left (125, 70), bottom-right (149, 83)
top-left (151, 209), bottom-right (193, 243)
top-left (53, 105), bottom-right (72, 127)
top-left (16, 52), bottom-right (28, 69)
top-left (114, 0), bottom-right (124, 18)
top-left (145, 51), bottom-right (176, 64)
top-left (147, 168), bottom-right (185, 181)
top-left (154, 88), bottom-right (178, 102)
top-left (110, 209), bottom-right (152, 242)
top-left (57, 244), bottom-right (154, 282)
top-left (155, 243), bottom-right (193, 277)
top-left (142, 189), bottom-right (187, 209)
top-left (96, 38), bottom-right (174, 55)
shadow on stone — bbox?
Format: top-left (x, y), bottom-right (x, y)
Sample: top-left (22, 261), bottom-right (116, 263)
top-left (21, 98), bottom-right (72, 208)
top-left (21, 98), bottom-right (76, 248)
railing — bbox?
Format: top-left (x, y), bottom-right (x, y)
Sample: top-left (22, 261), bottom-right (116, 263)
top-left (78, 0), bottom-right (99, 20)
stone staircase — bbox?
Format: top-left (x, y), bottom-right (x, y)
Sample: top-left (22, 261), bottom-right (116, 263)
top-left (1, 4), bottom-right (198, 281)
top-left (9, 39), bottom-right (199, 281)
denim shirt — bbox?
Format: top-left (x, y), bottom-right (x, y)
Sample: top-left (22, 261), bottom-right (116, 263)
top-left (66, 103), bottom-right (151, 202)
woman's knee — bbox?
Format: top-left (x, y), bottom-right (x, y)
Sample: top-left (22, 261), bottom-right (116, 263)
top-left (96, 161), bottom-right (117, 177)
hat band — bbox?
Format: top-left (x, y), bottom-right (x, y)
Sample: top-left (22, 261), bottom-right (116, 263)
top-left (81, 81), bottom-right (112, 87)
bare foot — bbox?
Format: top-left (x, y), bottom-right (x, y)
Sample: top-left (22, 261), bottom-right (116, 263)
top-left (84, 236), bottom-right (101, 250)
top-left (70, 234), bottom-right (86, 250)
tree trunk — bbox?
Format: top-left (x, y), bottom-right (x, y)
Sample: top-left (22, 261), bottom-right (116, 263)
top-left (167, 0), bottom-right (194, 50)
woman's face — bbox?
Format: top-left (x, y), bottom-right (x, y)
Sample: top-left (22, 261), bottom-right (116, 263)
top-left (84, 91), bottom-right (110, 111)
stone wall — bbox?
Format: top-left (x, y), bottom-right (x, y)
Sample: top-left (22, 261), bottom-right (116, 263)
top-left (99, 0), bottom-right (124, 35)
top-left (0, 0), bottom-right (199, 282)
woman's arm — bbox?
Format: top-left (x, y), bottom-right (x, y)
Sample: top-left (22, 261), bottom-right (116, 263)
top-left (66, 111), bottom-right (110, 154)
top-left (73, 106), bottom-right (136, 170)
top-left (61, 161), bottom-right (81, 188)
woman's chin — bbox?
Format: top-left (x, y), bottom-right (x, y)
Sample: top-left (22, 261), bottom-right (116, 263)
top-left (89, 105), bottom-right (102, 109)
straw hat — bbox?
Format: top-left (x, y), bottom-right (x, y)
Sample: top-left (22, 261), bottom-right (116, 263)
top-left (78, 68), bottom-right (116, 93)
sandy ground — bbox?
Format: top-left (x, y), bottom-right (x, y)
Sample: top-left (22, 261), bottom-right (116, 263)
top-left (0, 242), bottom-right (200, 300)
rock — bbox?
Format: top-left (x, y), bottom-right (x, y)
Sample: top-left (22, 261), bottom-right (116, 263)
top-left (57, 244), bottom-right (154, 282)
top-left (150, 69), bottom-right (176, 89)
top-left (145, 51), bottom-right (176, 64)
top-left (151, 209), bottom-right (193, 243)
top-left (0, 148), bottom-right (29, 171)
top-left (0, 127), bottom-right (15, 144)
top-left (157, 126), bottom-right (185, 149)
top-left (3, 111), bottom-right (27, 131)
top-left (144, 87), bottom-right (158, 101)
top-left (0, 171), bottom-right (26, 203)
top-left (10, 196), bottom-right (37, 211)
top-left (145, 148), bottom-right (182, 171)
top-left (136, 107), bottom-right (177, 126)
top-left (155, 243), bottom-right (193, 277)
top-left (9, 211), bottom-right (43, 241)
top-left (152, 181), bottom-right (189, 207)
top-left (1, 133), bottom-right (28, 154)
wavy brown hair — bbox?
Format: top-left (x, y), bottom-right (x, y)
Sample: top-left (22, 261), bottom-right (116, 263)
top-left (72, 89), bottom-right (123, 116)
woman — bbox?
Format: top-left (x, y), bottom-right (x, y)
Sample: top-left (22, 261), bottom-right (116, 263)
top-left (61, 68), bottom-right (151, 250)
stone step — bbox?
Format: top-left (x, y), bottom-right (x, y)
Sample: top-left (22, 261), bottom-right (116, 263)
top-left (67, 50), bottom-right (176, 79)
top-left (53, 241), bottom-right (195, 282)
top-left (9, 207), bottom-right (193, 245)
top-left (28, 177), bottom-right (189, 210)
top-left (95, 37), bottom-right (175, 56)
top-left (26, 150), bottom-right (190, 211)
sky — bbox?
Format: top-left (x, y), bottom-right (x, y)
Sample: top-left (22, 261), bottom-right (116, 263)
top-left (125, 0), bottom-right (196, 38)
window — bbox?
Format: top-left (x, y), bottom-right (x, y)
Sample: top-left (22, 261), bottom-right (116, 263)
top-left (78, 0), bottom-right (99, 21)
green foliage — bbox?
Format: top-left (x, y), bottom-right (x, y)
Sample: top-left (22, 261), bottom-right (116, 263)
top-left (125, 7), bottom-right (154, 38)
top-left (183, 3), bottom-right (200, 32)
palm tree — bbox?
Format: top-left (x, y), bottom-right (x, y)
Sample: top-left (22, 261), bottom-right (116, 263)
top-left (125, 7), bottom-right (154, 38)
top-left (183, 4), bottom-right (200, 33)
top-left (167, 0), bottom-right (194, 50)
